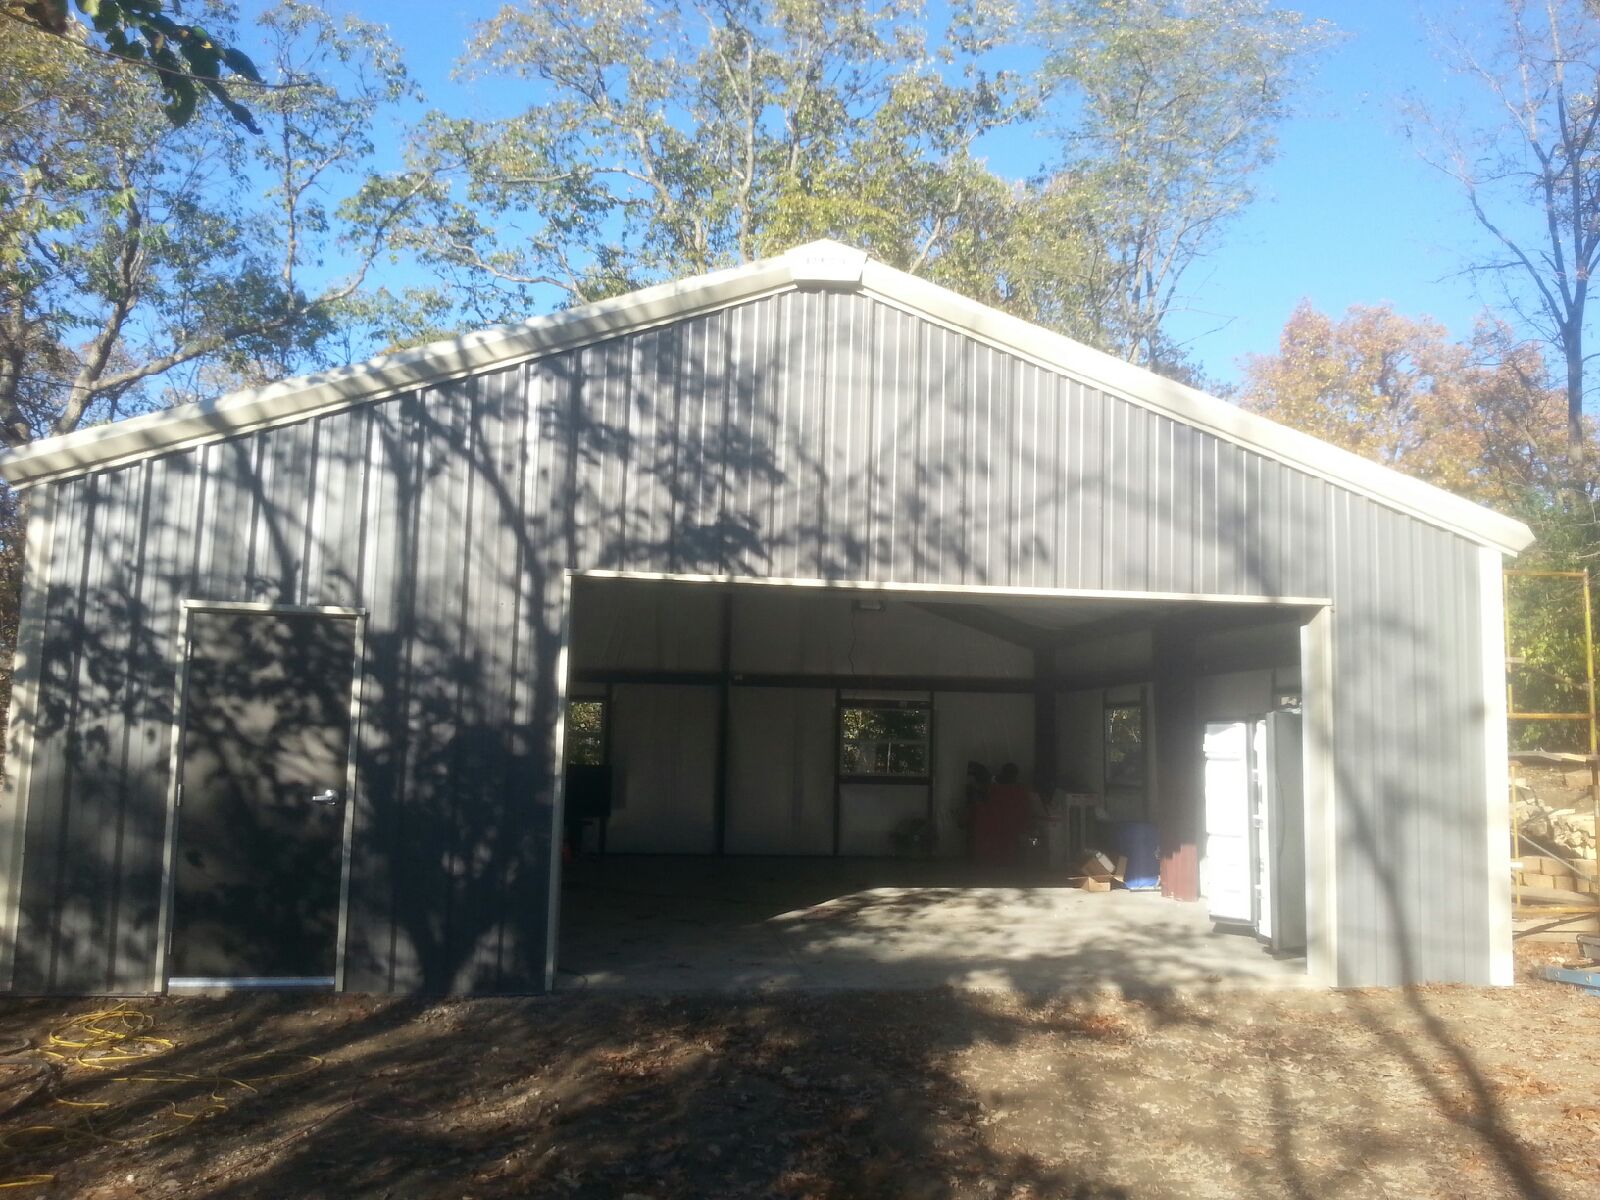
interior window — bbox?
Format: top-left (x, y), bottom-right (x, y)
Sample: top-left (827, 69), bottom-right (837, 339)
top-left (1104, 700), bottom-right (1146, 793)
top-left (566, 699), bottom-right (607, 766)
top-left (839, 701), bottom-right (931, 780)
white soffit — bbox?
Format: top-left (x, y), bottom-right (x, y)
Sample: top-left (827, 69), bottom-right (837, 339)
top-left (0, 240), bottom-right (1535, 555)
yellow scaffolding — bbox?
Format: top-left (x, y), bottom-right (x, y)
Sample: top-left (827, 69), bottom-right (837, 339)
top-left (1505, 569), bottom-right (1600, 934)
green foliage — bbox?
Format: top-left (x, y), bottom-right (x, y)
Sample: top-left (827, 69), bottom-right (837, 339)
top-left (1104, 702), bottom-right (1145, 790)
top-left (565, 699), bottom-right (606, 766)
top-left (375, 0), bottom-right (1330, 375)
top-left (0, 484), bottom-right (20, 783)
top-left (840, 703), bottom-right (930, 776)
top-left (1013, 0), bottom-right (1334, 369)
top-left (0, 2), bottom-right (424, 444)
top-left (1505, 568), bottom-right (1591, 752)
top-left (13, 0), bottom-right (263, 132)
top-left (386, 0), bottom-right (1025, 318)
top-left (1503, 493), bottom-right (1600, 753)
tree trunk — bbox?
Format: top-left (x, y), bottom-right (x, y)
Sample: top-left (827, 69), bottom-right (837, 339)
top-left (1568, 327), bottom-right (1586, 489)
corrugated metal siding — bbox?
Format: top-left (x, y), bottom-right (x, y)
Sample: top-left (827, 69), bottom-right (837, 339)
top-left (1, 287), bottom-right (1494, 990)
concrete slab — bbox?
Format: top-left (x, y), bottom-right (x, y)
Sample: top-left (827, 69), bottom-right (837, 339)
top-left (557, 856), bottom-right (1308, 994)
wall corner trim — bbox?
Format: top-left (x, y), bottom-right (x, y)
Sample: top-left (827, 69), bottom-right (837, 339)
top-left (1480, 548), bottom-right (1514, 987)
top-left (1301, 607), bottom-right (1339, 987)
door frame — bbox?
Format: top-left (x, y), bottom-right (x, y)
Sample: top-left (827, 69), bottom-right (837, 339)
top-left (152, 600), bottom-right (368, 993)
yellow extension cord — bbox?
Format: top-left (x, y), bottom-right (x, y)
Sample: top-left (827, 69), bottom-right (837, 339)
top-left (0, 1004), bottom-right (322, 1190)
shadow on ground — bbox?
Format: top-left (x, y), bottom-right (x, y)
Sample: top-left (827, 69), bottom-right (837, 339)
top-left (557, 855), bottom-right (1308, 994)
top-left (0, 959), bottom-right (1595, 1199)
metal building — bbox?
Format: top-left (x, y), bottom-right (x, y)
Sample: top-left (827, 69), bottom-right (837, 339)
top-left (0, 242), bottom-right (1532, 994)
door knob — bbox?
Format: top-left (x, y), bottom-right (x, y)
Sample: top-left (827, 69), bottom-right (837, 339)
top-left (311, 789), bottom-right (340, 806)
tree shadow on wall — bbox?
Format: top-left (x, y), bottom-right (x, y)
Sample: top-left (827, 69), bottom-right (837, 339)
top-left (0, 288), bottom-right (1565, 1196)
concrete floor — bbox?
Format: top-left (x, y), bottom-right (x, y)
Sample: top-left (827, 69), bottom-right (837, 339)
top-left (556, 856), bottom-right (1310, 994)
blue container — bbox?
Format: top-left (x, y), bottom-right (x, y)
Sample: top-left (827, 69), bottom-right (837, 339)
top-left (1104, 820), bottom-right (1161, 890)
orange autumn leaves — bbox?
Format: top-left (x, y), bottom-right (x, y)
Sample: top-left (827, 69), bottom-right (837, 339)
top-left (1239, 301), bottom-right (1569, 508)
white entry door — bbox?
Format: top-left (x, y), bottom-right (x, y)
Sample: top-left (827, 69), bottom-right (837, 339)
top-left (1202, 721), bottom-right (1253, 925)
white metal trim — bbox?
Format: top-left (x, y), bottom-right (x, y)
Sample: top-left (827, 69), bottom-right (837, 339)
top-left (0, 261), bottom-right (802, 490)
top-left (154, 603), bottom-right (366, 994)
top-left (151, 603), bottom-right (192, 992)
top-left (1479, 548), bottom-right (1513, 986)
top-left (167, 976), bottom-right (334, 990)
top-left (332, 612), bottom-right (368, 993)
top-left (544, 571), bottom-right (576, 993)
top-left (570, 568), bottom-right (1333, 611)
top-left (856, 260), bottom-right (1533, 556)
top-left (179, 600), bottom-right (367, 617)
top-left (0, 241), bottom-right (1535, 557)
top-left (1300, 607), bottom-right (1338, 986)
top-left (0, 490), bottom-right (57, 989)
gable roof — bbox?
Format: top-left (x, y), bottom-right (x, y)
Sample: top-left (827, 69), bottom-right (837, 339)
top-left (0, 240), bottom-right (1535, 555)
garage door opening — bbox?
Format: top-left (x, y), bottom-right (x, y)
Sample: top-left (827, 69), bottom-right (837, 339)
top-left (551, 574), bottom-right (1326, 993)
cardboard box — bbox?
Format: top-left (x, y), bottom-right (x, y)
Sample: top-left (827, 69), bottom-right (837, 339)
top-left (1067, 852), bottom-right (1128, 890)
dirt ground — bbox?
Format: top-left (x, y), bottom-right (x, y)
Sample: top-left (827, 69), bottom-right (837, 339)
top-left (0, 948), bottom-right (1594, 1200)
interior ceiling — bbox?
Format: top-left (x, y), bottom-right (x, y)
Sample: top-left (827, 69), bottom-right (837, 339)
top-left (935, 596), bottom-right (1192, 631)
top-left (919, 594), bottom-right (1316, 630)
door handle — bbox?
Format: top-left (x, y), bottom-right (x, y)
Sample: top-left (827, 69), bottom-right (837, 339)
top-left (310, 789), bottom-right (340, 806)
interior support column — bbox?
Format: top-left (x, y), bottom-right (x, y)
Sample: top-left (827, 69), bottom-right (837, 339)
top-left (1152, 623), bottom-right (1202, 901)
top-left (831, 689), bottom-right (842, 857)
top-left (1033, 648), bottom-right (1058, 798)
top-left (713, 590), bottom-right (732, 856)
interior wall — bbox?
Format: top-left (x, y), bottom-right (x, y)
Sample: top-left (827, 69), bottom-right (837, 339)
top-left (1196, 669), bottom-right (1280, 722)
top-left (604, 684), bottom-right (718, 853)
top-left (1056, 684), bottom-right (1150, 821)
top-left (725, 688), bottom-right (835, 854)
top-left (1056, 689), bottom-right (1106, 796)
top-left (931, 692), bottom-right (1034, 855)
top-left (573, 581), bottom-right (1048, 857)
top-left (837, 782), bottom-right (931, 855)
top-left (570, 582), bottom-right (723, 671)
top-left (573, 582), bottom-right (1307, 864)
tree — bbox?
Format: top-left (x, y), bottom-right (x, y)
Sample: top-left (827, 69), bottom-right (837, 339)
top-left (5, 0), bottom-right (264, 131)
top-left (1238, 300), bottom-right (1567, 508)
top-left (1414, 0), bottom-right (1600, 481)
top-left (0, 2), bottom-right (424, 447)
top-left (1019, 0), bottom-right (1332, 372)
top-left (387, 0), bottom-right (1023, 319)
top-left (1242, 298), bottom-right (1593, 747)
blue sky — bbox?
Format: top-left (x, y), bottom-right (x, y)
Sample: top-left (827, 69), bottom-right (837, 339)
top-left (238, 1), bottom-right (1528, 387)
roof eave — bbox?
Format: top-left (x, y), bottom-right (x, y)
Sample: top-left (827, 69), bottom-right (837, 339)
top-left (0, 246), bottom-right (831, 490)
top-left (0, 239), bottom-right (1536, 557)
top-left (855, 259), bottom-right (1537, 558)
